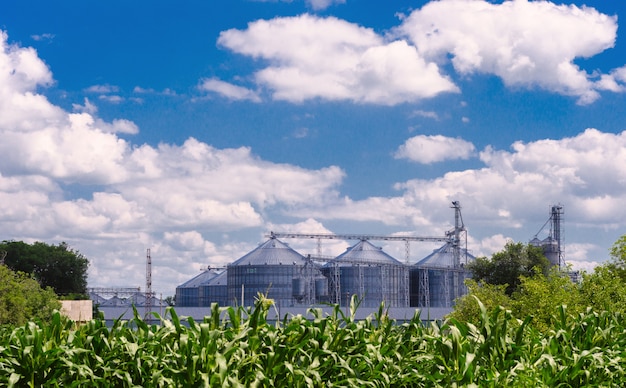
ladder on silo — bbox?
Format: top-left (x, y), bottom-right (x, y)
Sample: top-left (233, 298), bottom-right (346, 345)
top-left (443, 270), bottom-right (451, 308)
top-left (380, 265), bottom-right (389, 306)
top-left (419, 269), bottom-right (430, 308)
top-left (358, 264), bottom-right (365, 303)
top-left (331, 263), bottom-right (341, 305)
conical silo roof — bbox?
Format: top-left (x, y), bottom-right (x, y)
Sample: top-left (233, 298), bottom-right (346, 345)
top-left (328, 240), bottom-right (403, 266)
top-left (415, 243), bottom-right (475, 268)
top-left (207, 270), bottom-right (227, 286)
top-left (178, 269), bottom-right (220, 288)
top-left (229, 237), bottom-right (306, 266)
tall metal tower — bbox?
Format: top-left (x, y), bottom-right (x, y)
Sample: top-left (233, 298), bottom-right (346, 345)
top-left (145, 248), bottom-right (152, 319)
top-left (551, 205), bottom-right (564, 268)
top-left (448, 201), bottom-right (467, 268)
top-left (532, 204), bottom-right (564, 268)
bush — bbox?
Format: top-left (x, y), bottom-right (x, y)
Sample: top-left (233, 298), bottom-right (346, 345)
top-left (0, 266), bottom-right (60, 326)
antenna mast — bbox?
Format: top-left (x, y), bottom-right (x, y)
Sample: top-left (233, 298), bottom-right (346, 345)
top-left (145, 248), bottom-right (152, 319)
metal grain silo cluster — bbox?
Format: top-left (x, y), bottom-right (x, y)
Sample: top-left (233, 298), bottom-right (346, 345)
top-left (226, 237), bottom-right (323, 307)
top-left (176, 236), bottom-right (473, 309)
top-left (410, 243), bottom-right (475, 308)
top-left (175, 202), bottom-right (476, 309)
top-left (321, 240), bottom-right (409, 308)
top-left (175, 269), bottom-right (221, 307)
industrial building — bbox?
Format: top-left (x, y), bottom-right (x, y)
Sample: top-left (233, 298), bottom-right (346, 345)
top-left (322, 240), bottom-right (409, 308)
top-left (530, 204), bottom-right (564, 267)
top-left (175, 201), bottom-right (474, 309)
top-left (410, 243), bottom-right (475, 308)
top-left (89, 202), bottom-right (571, 323)
top-left (175, 268), bottom-right (221, 307)
top-left (225, 237), bottom-right (323, 307)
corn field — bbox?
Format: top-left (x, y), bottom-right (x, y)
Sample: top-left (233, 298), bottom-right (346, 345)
top-left (2, 295), bottom-right (626, 387)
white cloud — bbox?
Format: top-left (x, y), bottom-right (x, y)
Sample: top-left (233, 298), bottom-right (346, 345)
top-left (72, 98), bottom-right (98, 114)
top-left (266, 218), bottom-right (350, 256)
top-left (0, 31), bottom-right (348, 295)
top-left (96, 118), bottom-right (139, 134)
top-left (288, 129), bottom-right (626, 273)
top-left (3, 22), bottom-right (626, 296)
top-left (410, 110), bottom-right (439, 120)
top-left (217, 14), bottom-right (458, 104)
top-left (133, 86), bottom-right (155, 94)
top-left (395, 135), bottom-right (476, 164)
top-left (31, 33), bottom-right (55, 42)
top-left (306, 0), bottom-right (345, 11)
top-left (85, 84), bottom-right (119, 94)
top-left (98, 95), bottom-right (124, 103)
top-left (394, 0), bottom-right (620, 104)
top-left (199, 77), bottom-right (261, 102)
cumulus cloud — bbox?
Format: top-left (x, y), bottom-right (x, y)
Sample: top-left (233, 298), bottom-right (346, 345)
top-left (410, 110), bottom-right (439, 120)
top-left (288, 129), bottom-right (626, 271)
top-left (395, 135), bottom-right (476, 164)
top-left (217, 14), bottom-right (458, 104)
top-left (306, 0), bottom-right (345, 11)
top-left (394, 0), bottom-right (622, 104)
top-left (213, 2), bottom-right (626, 105)
top-left (0, 30), bottom-right (347, 295)
top-left (199, 77), bottom-right (261, 102)
top-left (31, 33), bottom-right (55, 42)
top-left (85, 84), bottom-right (119, 94)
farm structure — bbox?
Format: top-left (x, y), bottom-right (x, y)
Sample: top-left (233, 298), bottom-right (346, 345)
top-left (175, 201), bottom-right (476, 309)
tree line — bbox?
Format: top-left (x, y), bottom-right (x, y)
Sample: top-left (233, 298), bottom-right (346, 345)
top-left (0, 240), bottom-right (89, 325)
top-left (449, 236), bottom-right (626, 332)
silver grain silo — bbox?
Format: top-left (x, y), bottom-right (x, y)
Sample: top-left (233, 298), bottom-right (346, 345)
top-left (321, 240), bottom-right (409, 308)
top-left (227, 237), bottom-right (317, 307)
top-left (199, 270), bottom-right (228, 307)
top-left (530, 236), bottom-right (560, 267)
top-left (410, 243), bottom-right (474, 308)
top-left (175, 269), bottom-right (219, 307)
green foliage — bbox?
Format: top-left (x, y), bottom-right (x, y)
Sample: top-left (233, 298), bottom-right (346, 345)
top-left (579, 264), bottom-right (626, 314)
top-left (510, 268), bottom-right (581, 333)
top-left (607, 234), bottom-right (626, 280)
top-left (453, 234), bottom-right (626, 333)
top-left (467, 242), bottom-right (551, 295)
top-left (447, 279), bottom-right (511, 324)
top-left (0, 266), bottom-right (61, 326)
top-left (3, 296), bottom-right (626, 386)
top-left (0, 240), bottom-right (89, 296)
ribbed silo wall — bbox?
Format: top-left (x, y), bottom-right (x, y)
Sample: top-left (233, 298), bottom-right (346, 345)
top-left (322, 264), bottom-right (408, 308)
top-left (542, 241), bottom-right (560, 267)
top-left (175, 287), bottom-right (200, 307)
top-left (227, 264), bottom-right (304, 307)
top-left (199, 285), bottom-right (229, 307)
top-left (409, 267), bottom-right (472, 308)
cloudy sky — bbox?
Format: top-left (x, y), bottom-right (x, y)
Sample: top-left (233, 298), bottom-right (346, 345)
top-left (2, 0), bottom-right (626, 297)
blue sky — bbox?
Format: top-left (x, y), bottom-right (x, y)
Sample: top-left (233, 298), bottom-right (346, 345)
top-left (1, 0), bottom-right (626, 297)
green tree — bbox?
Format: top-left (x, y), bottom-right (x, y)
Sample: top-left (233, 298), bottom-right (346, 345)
top-left (448, 279), bottom-right (511, 324)
top-left (467, 241), bottom-right (551, 295)
top-left (0, 265), bottom-right (60, 326)
top-left (606, 234), bottom-right (626, 280)
top-left (0, 241), bottom-right (89, 296)
top-left (579, 264), bottom-right (626, 314)
top-left (511, 268), bottom-right (581, 333)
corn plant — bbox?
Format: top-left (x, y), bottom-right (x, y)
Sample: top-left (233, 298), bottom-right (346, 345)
top-left (2, 295), bottom-right (626, 387)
